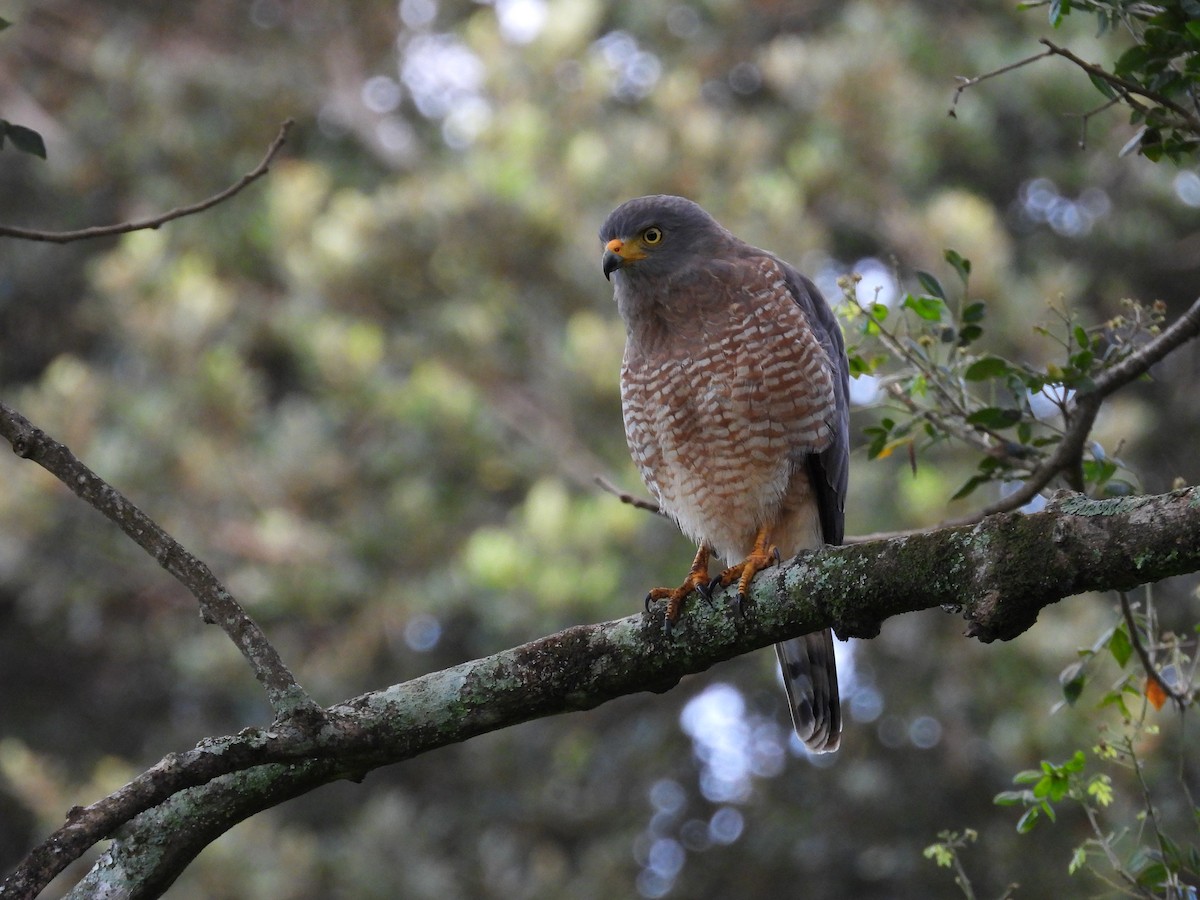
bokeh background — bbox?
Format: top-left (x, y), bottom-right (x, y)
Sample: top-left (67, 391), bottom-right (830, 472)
top-left (1, 1), bottom-right (1198, 897)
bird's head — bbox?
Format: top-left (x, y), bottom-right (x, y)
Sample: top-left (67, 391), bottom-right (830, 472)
top-left (599, 195), bottom-right (725, 282)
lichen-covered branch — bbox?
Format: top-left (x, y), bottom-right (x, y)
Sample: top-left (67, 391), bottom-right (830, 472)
top-left (5, 486), bottom-right (1198, 900)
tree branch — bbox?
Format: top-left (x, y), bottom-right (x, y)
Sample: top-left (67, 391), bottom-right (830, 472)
top-left (1038, 39), bottom-right (1200, 139)
top-left (0, 400), bottom-right (322, 724)
top-left (0, 120), bottom-right (293, 243)
top-left (5, 486), bottom-right (1199, 899)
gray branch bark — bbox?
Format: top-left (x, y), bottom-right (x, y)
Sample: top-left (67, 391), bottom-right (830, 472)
top-left (5, 486), bottom-right (1198, 900)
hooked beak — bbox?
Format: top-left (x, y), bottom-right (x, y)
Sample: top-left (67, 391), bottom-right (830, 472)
top-left (601, 237), bottom-right (645, 280)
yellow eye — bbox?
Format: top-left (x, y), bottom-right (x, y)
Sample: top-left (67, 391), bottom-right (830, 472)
top-left (642, 226), bottom-right (663, 245)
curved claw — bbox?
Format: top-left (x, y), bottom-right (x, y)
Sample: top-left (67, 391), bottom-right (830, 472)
top-left (736, 591), bottom-right (750, 619)
top-left (772, 546), bottom-right (782, 564)
top-left (663, 616), bottom-right (674, 639)
top-left (644, 592), bottom-right (654, 614)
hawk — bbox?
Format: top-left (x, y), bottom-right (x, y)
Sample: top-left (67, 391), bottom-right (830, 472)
top-left (600, 195), bottom-right (849, 752)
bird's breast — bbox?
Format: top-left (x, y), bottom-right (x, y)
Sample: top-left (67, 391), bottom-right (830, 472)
top-left (620, 297), bottom-right (834, 556)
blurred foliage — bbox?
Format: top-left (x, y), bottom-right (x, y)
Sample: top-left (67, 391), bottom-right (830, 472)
top-left (1, 1), bottom-right (1199, 898)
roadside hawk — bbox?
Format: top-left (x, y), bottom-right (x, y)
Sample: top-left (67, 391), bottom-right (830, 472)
top-left (600, 195), bottom-right (849, 753)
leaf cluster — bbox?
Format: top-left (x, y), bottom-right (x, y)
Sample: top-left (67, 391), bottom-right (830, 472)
top-left (1037, 0), bottom-right (1200, 161)
top-left (991, 591), bottom-right (1200, 897)
top-left (843, 251), bottom-right (1164, 503)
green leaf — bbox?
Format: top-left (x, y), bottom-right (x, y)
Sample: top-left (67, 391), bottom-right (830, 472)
top-left (957, 324), bottom-right (983, 346)
top-left (1120, 126), bottom-right (1148, 158)
top-left (1087, 72), bottom-right (1117, 100)
top-left (1099, 689), bottom-right (1132, 719)
top-left (915, 271), bottom-right (946, 301)
top-left (1108, 625), bottom-right (1133, 668)
top-left (1016, 806), bottom-right (1041, 833)
top-left (963, 356), bottom-right (1010, 381)
top-left (864, 426), bottom-right (890, 460)
top-left (1069, 846), bottom-right (1087, 875)
top-left (848, 354), bottom-right (871, 377)
top-left (966, 407), bottom-right (1022, 429)
top-left (1086, 775), bottom-right (1113, 807)
top-left (923, 843), bottom-right (954, 867)
top-left (1114, 44), bottom-right (1150, 78)
top-left (903, 293), bottom-right (944, 321)
top-left (944, 249), bottom-right (971, 285)
top-left (962, 301), bottom-right (986, 324)
top-left (0, 121), bottom-right (47, 159)
top-left (994, 789), bottom-right (1033, 806)
top-left (1073, 325), bottom-right (1088, 349)
top-left (950, 474), bottom-right (987, 501)
top-left (1049, 0), bottom-right (1066, 27)
top-left (0, 17), bottom-right (11, 31)
top-left (1059, 661), bottom-right (1085, 705)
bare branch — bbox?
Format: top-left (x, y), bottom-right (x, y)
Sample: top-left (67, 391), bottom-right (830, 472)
top-left (0, 401), bottom-right (322, 723)
top-left (0, 120), bottom-right (293, 243)
top-left (950, 48), bottom-right (1056, 117)
top-left (4, 486), bottom-right (1198, 899)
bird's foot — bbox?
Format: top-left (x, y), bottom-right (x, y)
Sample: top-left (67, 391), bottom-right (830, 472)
top-left (644, 546), bottom-right (711, 635)
top-left (713, 537), bottom-right (781, 617)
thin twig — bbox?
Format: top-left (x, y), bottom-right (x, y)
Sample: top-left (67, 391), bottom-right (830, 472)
top-left (0, 401), bottom-right (322, 723)
top-left (949, 48), bottom-right (1056, 117)
top-left (1083, 803), bottom-right (1157, 899)
top-left (0, 119), bottom-right (294, 243)
top-left (1119, 592), bottom-right (1189, 709)
top-left (1075, 96), bottom-right (1123, 150)
top-left (594, 475), bottom-right (665, 515)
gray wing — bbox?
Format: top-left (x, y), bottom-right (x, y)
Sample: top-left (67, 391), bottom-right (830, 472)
top-left (776, 264), bottom-right (848, 752)
top-left (780, 266), bottom-right (849, 546)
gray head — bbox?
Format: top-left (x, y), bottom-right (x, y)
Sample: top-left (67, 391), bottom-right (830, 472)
top-left (599, 195), bottom-right (732, 282)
